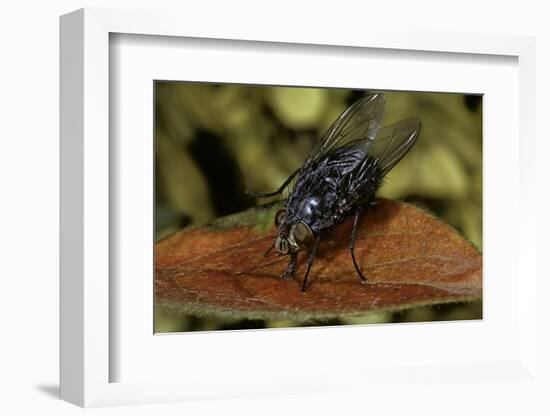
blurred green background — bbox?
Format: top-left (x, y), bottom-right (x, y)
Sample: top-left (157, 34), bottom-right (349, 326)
top-left (154, 82), bottom-right (482, 333)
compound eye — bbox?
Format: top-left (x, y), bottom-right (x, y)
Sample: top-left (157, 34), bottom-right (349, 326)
top-left (274, 209), bottom-right (287, 227)
top-left (292, 221), bottom-right (313, 247)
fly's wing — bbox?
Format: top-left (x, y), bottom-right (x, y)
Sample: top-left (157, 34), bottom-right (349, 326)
top-left (367, 117), bottom-right (421, 176)
top-left (337, 118), bottom-right (421, 208)
top-left (302, 93), bottom-right (386, 170)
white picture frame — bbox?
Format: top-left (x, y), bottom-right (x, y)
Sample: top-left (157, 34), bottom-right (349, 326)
top-left (60, 8), bottom-right (539, 408)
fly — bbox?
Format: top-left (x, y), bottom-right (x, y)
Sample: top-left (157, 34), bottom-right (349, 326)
top-left (247, 93), bottom-right (421, 292)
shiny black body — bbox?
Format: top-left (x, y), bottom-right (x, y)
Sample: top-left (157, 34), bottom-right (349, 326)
top-left (286, 148), bottom-right (381, 233)
top-left (247, 93), bottom-right (421, 292)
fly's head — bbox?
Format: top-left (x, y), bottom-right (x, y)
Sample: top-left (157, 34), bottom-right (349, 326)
top-left (273, 209), bottom-right (314, 255)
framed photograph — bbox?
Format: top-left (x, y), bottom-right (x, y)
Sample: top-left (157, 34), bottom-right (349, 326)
top-left (153, 82), bottom-right (483, 334)
top-left (60, 8), bottom-right (538, 408)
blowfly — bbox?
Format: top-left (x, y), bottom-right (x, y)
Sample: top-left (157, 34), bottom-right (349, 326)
top-left (247, 93), bottom-right (421, 292)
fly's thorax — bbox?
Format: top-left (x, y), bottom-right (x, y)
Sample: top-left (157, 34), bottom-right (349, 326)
top-left (297, 196), bottom-right (321, 221)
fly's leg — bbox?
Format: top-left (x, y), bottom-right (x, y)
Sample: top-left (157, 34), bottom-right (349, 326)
top-left (301, 234), bottom-right (322, 292)
top-left (350, 208), bottom-right (368, 284)
top-left (281, 252), bottom-right (298, 280)
top-left (245, 168), bottom-right (300, 199)
top-left (263, 241), bottom-right (275, 257)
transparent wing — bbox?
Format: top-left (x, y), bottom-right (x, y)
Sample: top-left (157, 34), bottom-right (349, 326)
top-left (302, 93), bottom-right (386, 169)
top-left (367, 117), bottom-right (421, 176)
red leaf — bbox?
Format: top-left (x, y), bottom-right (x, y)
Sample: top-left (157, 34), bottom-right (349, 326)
top-left (155, 199), bottom-right (481, 321)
